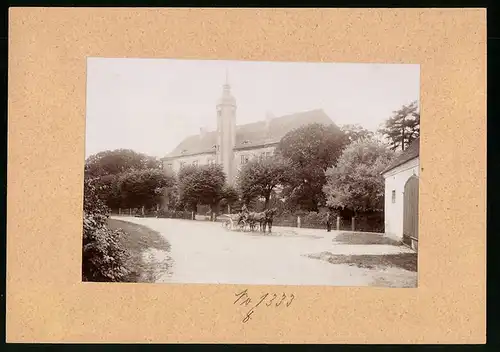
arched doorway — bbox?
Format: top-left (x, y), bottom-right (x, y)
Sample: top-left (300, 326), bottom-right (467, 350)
top-left (403, 175), bottom-right (419, 251)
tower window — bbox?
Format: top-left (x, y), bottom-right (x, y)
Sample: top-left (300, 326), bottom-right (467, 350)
top-left (391, 190), bottom-right (396, 203)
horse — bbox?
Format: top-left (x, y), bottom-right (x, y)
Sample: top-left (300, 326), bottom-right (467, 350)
top-left (261, 208), bottom-right (278, 233)
top-left (221, 208), bottom-right (277, 233)
top-left (246, 211), bottom-right (267, 232)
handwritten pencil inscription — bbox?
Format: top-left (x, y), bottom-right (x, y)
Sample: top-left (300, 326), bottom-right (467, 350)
top-left (234, 289), bottom-right (295, 323)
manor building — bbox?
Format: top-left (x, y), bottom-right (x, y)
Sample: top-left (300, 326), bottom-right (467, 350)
top-left (161, 76), bottom-right (335, 184)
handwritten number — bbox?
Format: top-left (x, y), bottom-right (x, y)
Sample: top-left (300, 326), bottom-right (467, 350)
top-left (266, 294), bottom-right (277, 306)
top-left (253, 293), bottom-right (269, 309)
top-left (242, 309), bottom-right (254, 323)
top-left (236, 291), bottom-right (295, 323)
top-left (276, 293), bottom-right (287, 307)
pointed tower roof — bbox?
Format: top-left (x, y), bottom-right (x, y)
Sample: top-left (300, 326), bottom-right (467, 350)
top-left (217, 69), bottom-right (236, 107)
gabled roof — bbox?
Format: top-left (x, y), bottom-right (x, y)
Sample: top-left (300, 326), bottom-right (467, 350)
top-left (382, 137), bottom-right (420, 175)
top-left (163, 109), bottom-right (334, 159)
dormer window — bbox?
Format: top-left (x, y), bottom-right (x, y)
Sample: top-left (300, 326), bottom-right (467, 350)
top-left (242, 140), bottom-right (250, 145)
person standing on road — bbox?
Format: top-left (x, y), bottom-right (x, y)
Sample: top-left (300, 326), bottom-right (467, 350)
top-left (325, 210), bottom-right (332, 232)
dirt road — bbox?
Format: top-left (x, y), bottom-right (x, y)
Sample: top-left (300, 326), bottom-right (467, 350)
top-left (113, 216), bottom-right (417, 287)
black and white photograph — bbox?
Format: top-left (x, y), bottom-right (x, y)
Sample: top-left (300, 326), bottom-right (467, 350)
top-left (82, 58), bottom-right (420, 287)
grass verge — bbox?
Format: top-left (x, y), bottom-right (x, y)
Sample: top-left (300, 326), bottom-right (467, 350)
top-left (334, 232), bottom-right (403, 246)
top-left (107, 218), bottom-right (172, 283)
top-left (307, 252), bottom-right (417, 272)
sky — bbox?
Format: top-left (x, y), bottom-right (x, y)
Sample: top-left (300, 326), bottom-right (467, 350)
top-left (85, 58), bottom-right (420, 158)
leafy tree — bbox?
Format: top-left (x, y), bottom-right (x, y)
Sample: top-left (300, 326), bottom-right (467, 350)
top-left (93, 174), bottom-right (122, 209)
top-left (219, 184), bottom-right (240, 212)
top-left (118, 169), bottom-right (175, 210)
top-left (82, 177), bottom-right (130, 282)
top-left (177, 165), bottom-right (201, 212)
top-left (378, 101), bottom-right (420, 151)
top-left (323, 138), bottom-right (396, 213)
top-left (341, 124), bottom-right (374, 143)
top-left (275, 123), bottom-right (347, 212)
top-left (160, 181), bottom-right (182, 211)
top-left (85, 149), bottom-right (161, 177)
top-left (237, 156), bottom-right (290, 208)
top-left (177, 164), bottom-right (226, 217)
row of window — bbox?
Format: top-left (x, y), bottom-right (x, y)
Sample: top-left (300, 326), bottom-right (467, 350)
top-left (240, 151), bottom-right (272, 165)
top-left (165, 152), bottom-right (273, 170)
top-left (173, 159), bottom-right (216, 169)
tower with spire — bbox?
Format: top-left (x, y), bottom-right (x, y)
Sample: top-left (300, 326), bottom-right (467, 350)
top-left (216, 70), bottom-right (237, 184)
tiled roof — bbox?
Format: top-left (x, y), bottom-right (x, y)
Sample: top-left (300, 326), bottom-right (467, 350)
top-left (381, 137), bottom-right (420, 174)
top-left (163, 109), bottom-right (334, 159)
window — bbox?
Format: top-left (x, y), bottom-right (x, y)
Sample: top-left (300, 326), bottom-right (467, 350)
top-left (167, 163), bottom-right (172, 169)
top-left (391, 190), bottom-right (396, 203)
top-left (208, 159), bottom-right (215, 165)
top-left (241, 155), bottom-right (249, 164)
top-left (180, 161), bottom-right (186, 168)
top-left (192, 160), bottom-right (198, 166)
top-left (266, 152), bottom-right (272, 158)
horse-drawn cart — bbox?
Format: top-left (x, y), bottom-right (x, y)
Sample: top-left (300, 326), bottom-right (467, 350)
top-left (219, 208), bottom-right (277, 233)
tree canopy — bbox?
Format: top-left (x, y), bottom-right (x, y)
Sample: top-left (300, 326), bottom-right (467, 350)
top-left (275, 123), bottom-right (347, 211)
top-left (341, 124), bottom-right (375, 144)
top-left (219, 184), bottom-right (240, 212)
top-left (378, 101), bottom-right (420, 151)
top-left (323, 138), bottom-right (396, 213)
top-left (177, 164), bottom-right (226, 212)
top-left (118, 168), bottom-right (175, 209)
top-left (237, 155), bottom-right (290, 208)
top-left (84, 149), bottom-right (167, 210)
top-left (85, 149), bottom-right (161, 177)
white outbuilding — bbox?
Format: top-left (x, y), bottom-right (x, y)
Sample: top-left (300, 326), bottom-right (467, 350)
top-left (381, 138), bottom-right (420, 251)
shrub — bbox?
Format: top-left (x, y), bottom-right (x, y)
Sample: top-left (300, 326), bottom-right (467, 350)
top-left (302, 211), bottom-right (327, 227)
top-left (157, 209), bottom-right (192, 220)
top-left (82, 177), bottom-right (130, 282)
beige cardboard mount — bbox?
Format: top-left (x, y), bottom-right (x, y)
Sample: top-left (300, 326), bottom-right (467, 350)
top-left (7, 8), bottom-right (486, 344)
